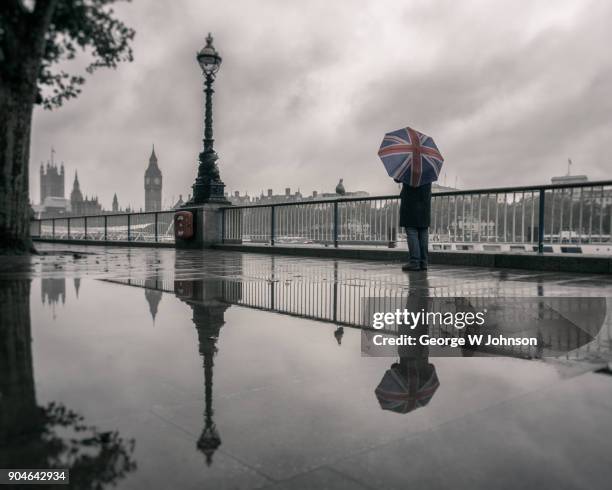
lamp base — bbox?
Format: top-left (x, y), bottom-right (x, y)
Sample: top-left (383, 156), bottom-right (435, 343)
top-left (187, 179), bottom-right (229, 206)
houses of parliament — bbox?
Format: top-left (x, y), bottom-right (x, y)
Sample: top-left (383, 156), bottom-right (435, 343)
top-left (33, 147), bottom-right (164, 218)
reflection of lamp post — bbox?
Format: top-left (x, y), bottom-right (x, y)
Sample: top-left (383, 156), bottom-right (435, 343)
top-left (175, 279), bottom-right (228, 466)
top-left (197, 330), bottom-right (221, 466)
top-left (188, 33), bottom-right (226, 204)
top-left (191, 302), bottom-right (226, 465)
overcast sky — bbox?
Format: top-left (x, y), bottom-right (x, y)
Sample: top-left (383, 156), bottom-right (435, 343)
top-left (30, 0), bottom-right (612, 210)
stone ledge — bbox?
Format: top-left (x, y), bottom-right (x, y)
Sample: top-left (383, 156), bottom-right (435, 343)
top-left (32, 238), bottom-right (175, 248)
top-left (31, 239), bottom-right (612, 273)
top-left (214, 243), bottom-right (612, 274)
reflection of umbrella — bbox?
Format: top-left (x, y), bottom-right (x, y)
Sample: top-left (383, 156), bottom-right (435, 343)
top-left (375, 362), bottom-right (440, 414)
top-left (453, 297), bottom-right (607, 358)
top-left (378, 127), bottom-right (444, 187)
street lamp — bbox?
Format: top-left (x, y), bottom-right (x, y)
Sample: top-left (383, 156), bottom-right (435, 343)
top-left (189, 33), bottom-right (226, 204)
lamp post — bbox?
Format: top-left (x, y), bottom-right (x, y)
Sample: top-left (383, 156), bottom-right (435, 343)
top-left (189, 33), bottom-right (226, 204)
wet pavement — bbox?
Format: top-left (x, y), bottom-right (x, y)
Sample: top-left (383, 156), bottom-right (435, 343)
top-left (1, 243), bottom-right (612, 489)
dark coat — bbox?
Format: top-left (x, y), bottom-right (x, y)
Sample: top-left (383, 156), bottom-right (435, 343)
top-left (399, 183), bottom-right (432, 228)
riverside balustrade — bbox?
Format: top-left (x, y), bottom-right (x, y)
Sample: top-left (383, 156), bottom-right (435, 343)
top-left (31, 210), bottom-right (175, 243)
top-left (30, 181), bottom-right (612, 254)
top-left (222, 180), bottom-right (612, 254)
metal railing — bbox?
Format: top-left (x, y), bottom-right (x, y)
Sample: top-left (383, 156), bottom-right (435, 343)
top-left (222, 180), bottom-right (612, 253)
top-left (30, 180), bottom-right (612, 253)
top-left (31, 211), bottom-right (176, 243)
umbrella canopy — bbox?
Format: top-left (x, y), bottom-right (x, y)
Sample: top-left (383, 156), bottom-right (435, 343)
top-left (378, 127), bottom-right (444, 187)
top-left (439, 297), bottom-right (607, 359)
top-left (375, 362), bottom-right (440, 414)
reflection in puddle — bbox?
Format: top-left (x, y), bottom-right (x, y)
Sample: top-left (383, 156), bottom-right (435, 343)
top-left (0, 279), bottom-right (137, 487)
top-left (175, 279), bottom-right (234, 465)
top-left (2, 247), bottom-right (612, 488)
top-left (375, 273), bottom-right (440, 414)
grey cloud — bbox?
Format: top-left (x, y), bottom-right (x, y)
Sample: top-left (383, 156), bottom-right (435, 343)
top-left (29, 0), bottom-right (611, 209)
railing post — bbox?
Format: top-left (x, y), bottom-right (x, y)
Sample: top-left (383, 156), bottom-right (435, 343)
top-left (388, 226), bottom-right (397, 248)
top-left (84, 216), bottom-right (88, 240)
top-left (538, 188), bottom-right (545, 254)
top-left (154, 212), bottom-right (159, 242)
top-left (270, 206), bottom-right (275, 246)
top-left (332, 262), bottom-right (338, 321)
top-left (127, 214), bottom-right (131, 242)
top-left (52, 218), bottom-right (55, 239)
top-left (67, 218), bottom-right (71, 238)
top-left (104, 215), bottom-right (108, 241)
top-left (220, 208), bottom-right (225, 244)
top-left (333, 201), bottom-right (339, 248)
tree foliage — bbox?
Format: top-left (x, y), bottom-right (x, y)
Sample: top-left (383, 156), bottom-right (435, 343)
top-left (0, 0), bottom-right (135, 109)
top-left (39, 0), bottom-right (135, 108)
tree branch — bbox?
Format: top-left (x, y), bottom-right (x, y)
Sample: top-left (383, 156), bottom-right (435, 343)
top-left (29, 0), bottom-right (58, 53)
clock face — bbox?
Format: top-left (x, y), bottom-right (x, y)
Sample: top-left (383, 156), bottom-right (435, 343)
top-left (145, 178), bottom-right (150, 185)
top-left (154, 177), bottom-right (160, 185)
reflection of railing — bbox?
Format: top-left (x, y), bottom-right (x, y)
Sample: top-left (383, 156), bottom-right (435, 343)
top-left (104, 273), bottom-right (612, 362)
top-left (222, 180), bottom-right (612, 253)
top-left (30, 211), bottom-right (176, 243)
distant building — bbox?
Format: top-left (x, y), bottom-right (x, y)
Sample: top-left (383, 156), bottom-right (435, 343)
top-left (226, 190), bottom-right (251, 205)
top-left (41, 278), bottom-right (65, 307)
top-left (314, 190), bottom-right (369, 200)
top-left (552, 158), bottom-right (588, 186)
top-left (172, 195), bottom-right (185, 209)
top-left (40, 158), bottom-right (64, 203)
top-left (551, 174), bottom-right (588, 185)
top-left (145, 145), bottom-right (162, 211)
top-left (145, 287), bottom-right (162, 322)
top-left (33, 149), bottom-right (112, 217)
top-left (550, 173), bottom-right (612, 207)
top-left (34, 196), bottom-right (71, 218)
top-left (112, 193), bottom-right (119, 212)
top-left (34, 150), bottom-right (70, 218)
top-left (70, 172), bottom-right (102, 215)
top-left (235, 187), bottom-right (303, 205)
top-left (551, 171), bottom-right (588, 202)
top-left (228, 181), bottom-right (369, 206)
top-left (432, 183), bottom-right (459, 193)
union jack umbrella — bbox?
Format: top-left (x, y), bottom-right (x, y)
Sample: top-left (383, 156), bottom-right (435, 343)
top-left (375, 363), bottom-right (439, 414)
top-left (378, 127), bottom-right (444, 187)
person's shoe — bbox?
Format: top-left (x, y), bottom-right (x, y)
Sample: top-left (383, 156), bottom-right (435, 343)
top-left (402, 263), bottom-right (421, 272)
top-left (420, 264), bottom-right (428, 271)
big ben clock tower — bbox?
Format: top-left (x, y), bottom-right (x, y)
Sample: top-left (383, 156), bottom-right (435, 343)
top-left (144, 145), bottom-right (162, 211)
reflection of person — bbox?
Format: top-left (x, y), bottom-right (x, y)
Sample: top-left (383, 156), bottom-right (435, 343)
top-left (375, 271), bottom-right (439, 413)
top-left (399, 182), bottom-right (432, 271)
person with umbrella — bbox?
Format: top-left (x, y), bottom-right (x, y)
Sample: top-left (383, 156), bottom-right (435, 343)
top-left (378, 127), bottom-right (444, 271)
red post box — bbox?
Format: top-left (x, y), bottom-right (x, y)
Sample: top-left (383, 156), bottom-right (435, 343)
top-left (174, 211), bottom-right (194, 239)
